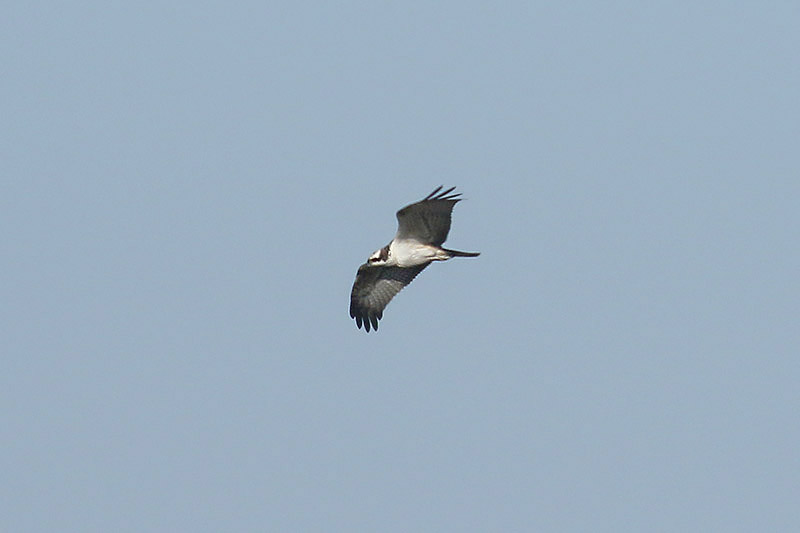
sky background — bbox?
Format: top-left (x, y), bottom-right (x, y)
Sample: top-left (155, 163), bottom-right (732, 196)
top-left (3, 2), bottom-right (799, 531)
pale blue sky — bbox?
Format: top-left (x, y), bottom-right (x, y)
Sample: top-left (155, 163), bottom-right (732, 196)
top-left (3, 2), bottom-right (799, 531)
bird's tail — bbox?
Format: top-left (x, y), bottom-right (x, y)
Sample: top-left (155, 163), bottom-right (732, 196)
top-left (443, 248), bottom-right (480, 258)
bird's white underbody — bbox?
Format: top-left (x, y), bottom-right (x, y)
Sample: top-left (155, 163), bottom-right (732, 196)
top-left (370, 240), bottom-right (451, 268)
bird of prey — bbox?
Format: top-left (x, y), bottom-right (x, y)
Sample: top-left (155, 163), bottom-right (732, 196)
top-left (349, 186), bottom-right (479, 332)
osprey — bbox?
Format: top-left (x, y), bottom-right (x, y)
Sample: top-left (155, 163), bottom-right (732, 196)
top-left (349, 186), bottom-right (480, 332)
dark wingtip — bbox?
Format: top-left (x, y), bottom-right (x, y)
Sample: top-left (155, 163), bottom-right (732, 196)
top-left (425, 185), bottom-right (461, 202)
top-left (424, 185), bottom-right (444, 200)
top-left (352, 307), bottom-right (381, 332)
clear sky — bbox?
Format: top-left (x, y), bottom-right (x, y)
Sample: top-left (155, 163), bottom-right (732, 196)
top-left (3, 2), bottom-right (799, 531)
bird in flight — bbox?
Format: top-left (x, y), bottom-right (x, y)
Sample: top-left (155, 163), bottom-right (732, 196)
top-left (349, 186), bottom-right (479, 332)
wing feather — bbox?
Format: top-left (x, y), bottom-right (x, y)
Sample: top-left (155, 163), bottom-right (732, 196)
top-left (395, 185), bottom-right (463, 245)
top-left (349, 263), bottom-right (429, 332)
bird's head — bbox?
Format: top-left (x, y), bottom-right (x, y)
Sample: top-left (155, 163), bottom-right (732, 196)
top-left (366, 244), bottom-right (391, 266)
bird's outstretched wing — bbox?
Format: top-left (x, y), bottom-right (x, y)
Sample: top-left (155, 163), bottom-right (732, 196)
top-left (349, 263), bottom-right (429, 332)
top-left (395, 186), bottom-right (462, 246)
